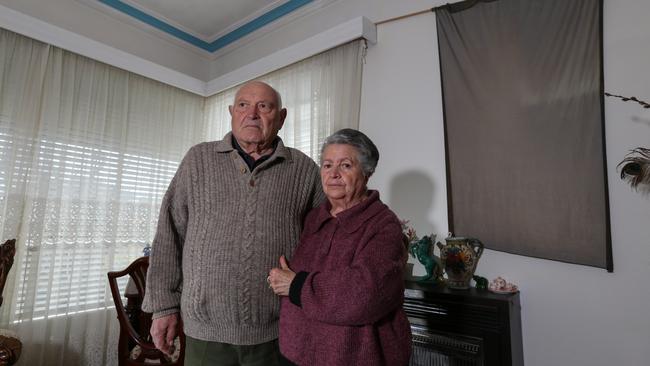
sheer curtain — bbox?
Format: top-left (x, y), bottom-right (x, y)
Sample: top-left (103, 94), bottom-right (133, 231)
top-left (0, 29), bottom-right (205, 366)
top-left (204, 40), bottom-right (365, 160)
top-left (0, 26), bottom-right (364, 366)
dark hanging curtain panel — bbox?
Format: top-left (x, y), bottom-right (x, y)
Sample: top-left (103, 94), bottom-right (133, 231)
top-left (436, 0), bottom-right (611, 270)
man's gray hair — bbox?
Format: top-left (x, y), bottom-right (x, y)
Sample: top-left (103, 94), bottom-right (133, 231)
top-left (321, 128), bottom-right (379, 177)
top-left (233, 81), bottom-right (283, 109)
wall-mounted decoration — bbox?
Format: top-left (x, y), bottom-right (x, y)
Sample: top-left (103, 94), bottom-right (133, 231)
top-left (436, 0), bottom-right (612, 270)
top-left (618, 148), bottom-right (650, 192)
top-left (605, 92), bottom-right (650, 193)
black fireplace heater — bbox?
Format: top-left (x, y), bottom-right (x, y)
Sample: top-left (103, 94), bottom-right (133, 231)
top-left (404, 281), bottom-right (524, 366)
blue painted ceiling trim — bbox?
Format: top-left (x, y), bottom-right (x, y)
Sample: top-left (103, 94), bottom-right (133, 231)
top-left (99, 0), bottom-right (314, 52)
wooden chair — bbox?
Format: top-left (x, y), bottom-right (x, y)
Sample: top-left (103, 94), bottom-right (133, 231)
top-left (0, 239), bottom-right (21, 366)
top-left (107, 257), bottom-right (185, 366)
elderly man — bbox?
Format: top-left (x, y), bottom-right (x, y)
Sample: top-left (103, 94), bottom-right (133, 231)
top-left (142, 81), bottom-right (324, 365)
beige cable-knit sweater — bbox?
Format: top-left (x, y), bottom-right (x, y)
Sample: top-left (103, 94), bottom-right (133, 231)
top-left (142, 133), bottom-right (324, 345)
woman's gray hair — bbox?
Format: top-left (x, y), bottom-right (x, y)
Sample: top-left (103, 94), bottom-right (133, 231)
top-left (321, 128), bottom-right (379, 177)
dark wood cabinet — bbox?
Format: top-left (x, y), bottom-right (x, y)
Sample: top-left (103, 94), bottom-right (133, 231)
top-left (404, 280), bottom-right (524, 366)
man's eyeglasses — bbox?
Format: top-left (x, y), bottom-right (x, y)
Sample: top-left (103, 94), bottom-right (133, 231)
top-left (233, 101), bottom-right (274, 114)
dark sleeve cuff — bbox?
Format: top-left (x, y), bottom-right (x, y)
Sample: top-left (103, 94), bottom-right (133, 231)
top-left (289, 271), bottom-right (309, 307)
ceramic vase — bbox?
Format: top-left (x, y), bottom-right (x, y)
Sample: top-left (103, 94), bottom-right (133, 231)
top-left (436, 237), bottom-right (484, 289)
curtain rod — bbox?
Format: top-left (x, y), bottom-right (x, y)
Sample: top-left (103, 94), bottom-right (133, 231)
top-left (374, 0), bottom-right (500, 25)
top-left (375, 8), bottom-right (434, 26)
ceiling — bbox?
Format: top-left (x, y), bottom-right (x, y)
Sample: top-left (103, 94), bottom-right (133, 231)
top-left (93, 0), bottom-right (315, 53)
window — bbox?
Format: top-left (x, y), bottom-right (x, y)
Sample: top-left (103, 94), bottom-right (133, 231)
top-left (5, 133), bottom-right (179, 319)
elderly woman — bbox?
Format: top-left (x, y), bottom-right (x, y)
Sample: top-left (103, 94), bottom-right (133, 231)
top-left (268, 128), bottom-right (411, 366)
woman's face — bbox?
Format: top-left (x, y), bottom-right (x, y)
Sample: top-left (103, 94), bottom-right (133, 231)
top-left (320, 144), bottom-right (368, 204)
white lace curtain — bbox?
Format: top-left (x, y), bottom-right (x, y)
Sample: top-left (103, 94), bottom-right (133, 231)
top-left (0, 27), bottom-right (363, 366)
top-left (0, 28), bottom-right (206, 366)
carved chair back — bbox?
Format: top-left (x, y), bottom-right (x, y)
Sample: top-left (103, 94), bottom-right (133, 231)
top-left (0, 239), bottom-right (16, 307)
top-left (107, 257), bottom-right (184, 366)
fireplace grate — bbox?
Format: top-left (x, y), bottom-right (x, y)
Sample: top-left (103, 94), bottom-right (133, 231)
top-left (409, 324), bottom-right (483, 366)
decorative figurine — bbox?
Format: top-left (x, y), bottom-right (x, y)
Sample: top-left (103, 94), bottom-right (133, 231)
top-left (409, 235), bottom-right (444, 283)
top-left (400, 220), bottom-right (443, 284)
top-left (473, 275), bottom-right (488, 290)
top-left (142, 244), bottom-right (152, 257)
top-left (488, 276), bottom-right (519, 294)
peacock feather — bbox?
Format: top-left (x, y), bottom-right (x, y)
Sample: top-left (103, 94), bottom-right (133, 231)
top-left (618, 147), bottom-right (650, 191)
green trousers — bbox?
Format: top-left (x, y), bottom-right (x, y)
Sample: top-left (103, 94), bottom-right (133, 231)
top-left (184, 336), bottom-right (281, 366)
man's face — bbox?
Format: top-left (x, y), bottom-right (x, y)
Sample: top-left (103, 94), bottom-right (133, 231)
top-left (229, 82), bottom-right (286, 147)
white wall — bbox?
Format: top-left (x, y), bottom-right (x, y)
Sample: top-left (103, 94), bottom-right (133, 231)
top-left (360, 1), bottom-right (650, 366)
top-left (359, 12), bottom-right (448, 244)
top-left (208, 0), bottom-right (441, 80)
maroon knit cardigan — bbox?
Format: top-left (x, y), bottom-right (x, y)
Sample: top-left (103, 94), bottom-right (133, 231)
top-left (279, 190), bottom-right (412, 366)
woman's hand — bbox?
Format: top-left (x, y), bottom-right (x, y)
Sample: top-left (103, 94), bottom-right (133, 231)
top-left (268, 255), bottom-right (296, 296)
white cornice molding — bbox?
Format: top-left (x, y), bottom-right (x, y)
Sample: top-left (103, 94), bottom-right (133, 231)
top-left (205, 0), bottom-right (339, 60)
top-left (206, 0), bottom-right (291, 42)
top-left (205, 16), bottom-right (376, 96)
top-left (76, 0), bottom-right (215, 59)
top-left (0, 6), bottom-right (376, 98)
top-left (0, 4), bottom-right (206, 96)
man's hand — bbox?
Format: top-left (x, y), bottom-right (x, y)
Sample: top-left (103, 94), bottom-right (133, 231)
top-left (150, 313), bottom-right (179, 356)
top-left (268, 255), bottom-right (296, 296)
